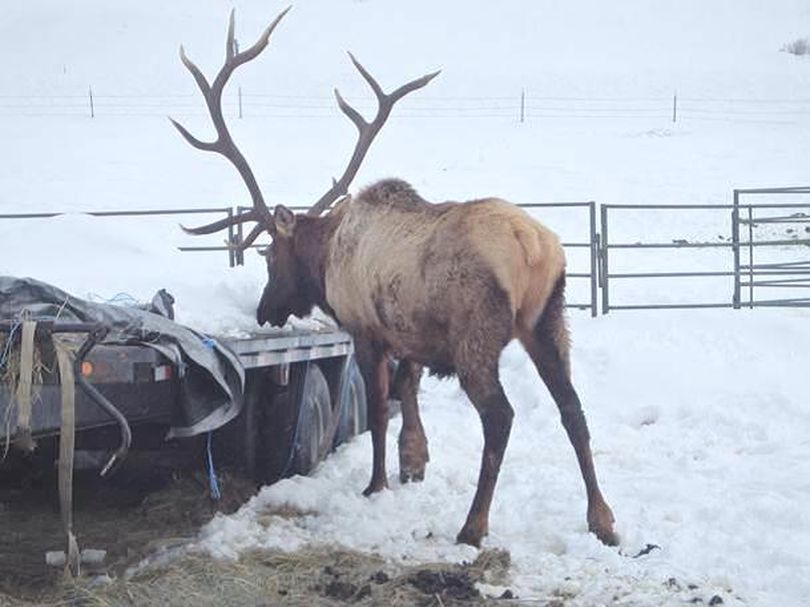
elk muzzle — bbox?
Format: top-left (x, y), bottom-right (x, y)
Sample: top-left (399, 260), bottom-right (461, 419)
top-left (256, 288), bottom-right (289, 328)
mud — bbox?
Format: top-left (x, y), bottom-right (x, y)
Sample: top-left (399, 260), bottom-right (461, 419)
top-left (0, 439), bottom-right (255, 604)
top-left (0, 444), bottom-right (516, 607)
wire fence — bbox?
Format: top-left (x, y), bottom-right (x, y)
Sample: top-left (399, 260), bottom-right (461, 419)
top-left (1, 90), bottom-right (809, 124)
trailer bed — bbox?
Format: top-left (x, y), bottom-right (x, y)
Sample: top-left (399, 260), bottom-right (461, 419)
top-left (223, 328), bottom-right (352, 368)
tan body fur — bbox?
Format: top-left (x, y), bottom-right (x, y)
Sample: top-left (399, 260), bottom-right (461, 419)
top-left (325, 180), bottom-right (565, 375)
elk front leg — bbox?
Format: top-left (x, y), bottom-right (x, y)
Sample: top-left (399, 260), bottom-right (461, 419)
top-left (355, 341), bottom-right (390, 496)
top-left (391, 360), bottom-right (429, 483)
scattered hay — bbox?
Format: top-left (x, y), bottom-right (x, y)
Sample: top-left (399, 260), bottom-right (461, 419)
top-left (256, 502), bottom-right (317, 527)
top-left (62, 546), bottom-right (514, 607)
top-left (469, 548), bottom-right (512, 586)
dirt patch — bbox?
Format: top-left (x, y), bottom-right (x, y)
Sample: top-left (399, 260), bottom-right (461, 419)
top-left (0, 446), bottom-right (256, 604)
top-left (0, 447), bottom-right (518, 607)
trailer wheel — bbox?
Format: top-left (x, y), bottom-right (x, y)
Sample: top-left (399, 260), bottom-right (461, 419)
top-left (335, 357), bottom-right (367, 445)
top-left (291, 363), bottom-right (331, 476)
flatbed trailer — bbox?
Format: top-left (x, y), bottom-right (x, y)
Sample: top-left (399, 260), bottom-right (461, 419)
top-left (0, 322), bottom-right (366, 484)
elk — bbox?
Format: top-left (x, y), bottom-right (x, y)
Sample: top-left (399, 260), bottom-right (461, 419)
top-left (172, 8), bottom-right (618, 548)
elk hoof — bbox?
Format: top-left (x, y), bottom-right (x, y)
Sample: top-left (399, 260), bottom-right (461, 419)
top-left (362, 479), bottom-right (388, 497)
top-left (592, 525), bottom-right (620, 547)
top-left (398, 431), bottom-right (429, 484)
top-left (588, 500), bottom-right (619, 546)
top-left (455, 522), bottom-right (487, 548)
top-left (399, 469), bottom-right (425, 484)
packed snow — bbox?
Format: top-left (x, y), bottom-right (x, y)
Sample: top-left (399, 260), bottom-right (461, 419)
top-left (2, 1), bottom-right (809, 605)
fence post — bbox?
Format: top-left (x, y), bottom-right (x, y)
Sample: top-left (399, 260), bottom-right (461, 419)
top-left (520, 89), bottom-right (525, 123)
top-left (748, 205), bottom-right (754, 309)
top-left (600, 205), bottom-right (610, 314)
top-left (732, 189), bottom-right (741, 309)
top-left (88, 86), bottom-right (95, 118)
top-left (589, 201), bottom-right (598, 317)
top-left (226, 208), bottom-right (235, 268)
top-left (237, 209), bottom-right (246, 266)
top-left (672, 91), bottom-right (677, 123)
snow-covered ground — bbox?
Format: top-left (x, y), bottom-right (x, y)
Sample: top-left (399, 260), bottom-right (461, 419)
top-left (2, 1), bottom-right (809, 605)
top-left (200, 310), bottom-right (810, 606)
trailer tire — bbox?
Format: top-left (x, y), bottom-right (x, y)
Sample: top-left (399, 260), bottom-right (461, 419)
top-left (290, 363), bottom-right (331, 476)
top-left (335, 357), bottom-right (367, 445)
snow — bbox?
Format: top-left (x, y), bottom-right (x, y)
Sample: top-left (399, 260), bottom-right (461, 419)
top-left (2, 1), bottom-right (810, 605)
top-left (197, 310), bottom-right (810, 605)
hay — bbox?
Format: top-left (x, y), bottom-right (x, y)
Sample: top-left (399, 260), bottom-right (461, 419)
top-left (256, 503), bottom-right (317, 528)
top-left (0, 332), bottom-right (47, 461)
top-left (64, 545), bottom-right (511, 607)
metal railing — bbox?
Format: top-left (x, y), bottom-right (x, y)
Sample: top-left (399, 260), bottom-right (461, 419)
top-left (599, 188), bottom-right (810, 312)
top-left (599, 204), bottom-right (739, 312)
top-left (4, 188), bottom-right (808, 316)
top-left (733, 187), bottom-right (810, 308)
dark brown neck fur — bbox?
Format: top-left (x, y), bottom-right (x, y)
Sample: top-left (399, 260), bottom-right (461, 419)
top-left (291, 212), bottom-right (342, 318)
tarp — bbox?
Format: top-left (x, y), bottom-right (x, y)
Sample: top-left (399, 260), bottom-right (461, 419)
top-left (0, 276), bottom-right (244, 438)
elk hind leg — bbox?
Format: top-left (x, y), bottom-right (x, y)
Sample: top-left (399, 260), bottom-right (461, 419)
top-left (355, 340), bottom-right (390, 496)
top-left (456, 363), bottom-right (514, 548)
top-left (391, 359), bottom-right (429, 483)
top-left (519, 276), bottom-right (618, 546)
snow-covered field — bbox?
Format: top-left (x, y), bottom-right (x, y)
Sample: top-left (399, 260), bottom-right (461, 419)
top-left (2, 1), bottom-right (809, 605)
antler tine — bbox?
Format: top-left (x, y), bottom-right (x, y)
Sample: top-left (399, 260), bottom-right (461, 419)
top-left (307, 56), bottom-right (440, 217)
top-left (182, 210), bottom-right (267, 255)
top-left (213, 7), bottom-right (292, 93)
top-left (171, 7), bottom-right (292, 238)
top-left (239, 223), bottom-right (267, 250)
top-left (225, 9), bottom-right (237, 62)
top-left (180, 209), bottom-right (259, 236)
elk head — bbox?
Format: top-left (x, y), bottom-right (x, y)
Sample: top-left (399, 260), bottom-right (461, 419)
top-left (171, 7), bottom-right (438, 328)
top-left (256, 205), bottom-right (306, 327)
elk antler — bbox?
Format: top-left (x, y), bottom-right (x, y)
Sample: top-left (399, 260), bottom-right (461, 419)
top-left (170, 7), bottom-right (291, 250)
top-left (307, 55), bottom-right (440, 216)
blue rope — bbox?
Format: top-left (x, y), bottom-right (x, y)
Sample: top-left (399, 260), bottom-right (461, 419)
top-left (87, 292), bottom-right (141, 307)
top-left (206, 432), bottom-right (221, 501)
top-left (200, 336), bottom-right (216, 350)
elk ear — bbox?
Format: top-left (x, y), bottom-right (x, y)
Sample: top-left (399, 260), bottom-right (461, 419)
top-left (274, 205), bottom-right (296, 237)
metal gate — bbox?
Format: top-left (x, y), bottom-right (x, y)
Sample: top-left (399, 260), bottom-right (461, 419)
top-left (598, 187), bottom-right (810, 313)
top-left (733, 187), bottom-right (810, 308)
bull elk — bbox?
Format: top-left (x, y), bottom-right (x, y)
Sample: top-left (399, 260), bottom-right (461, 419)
top-left (172, 7), bottom-right (618, 548)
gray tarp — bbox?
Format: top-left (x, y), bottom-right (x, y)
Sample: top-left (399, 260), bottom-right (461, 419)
top-left (0, 276), bottom-right (244, 438)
